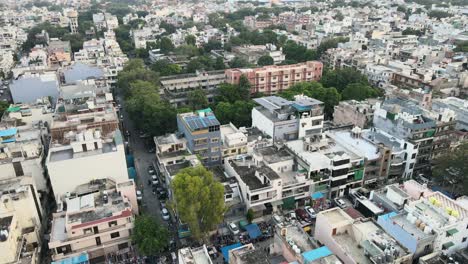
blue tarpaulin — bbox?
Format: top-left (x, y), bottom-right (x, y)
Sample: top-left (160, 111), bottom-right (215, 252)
top-left (311, 192), bottom-right (324, 199)
top-left (0, 128), bottom-right (17, 137)
top-left (302, 246), bottom-right (332, 263)
top-left (128, 167), bottom-right (136, 179)
top-left (126, 154), bottom-right (134, 167)
top-left (245, 223), bottom-right (262, 239)
top-left (51, 253), bottom-right (89, 264)
top-left (221, 243), bottom-right (242, 262)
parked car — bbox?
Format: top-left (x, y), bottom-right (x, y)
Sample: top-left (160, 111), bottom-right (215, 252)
top-left (228, 222), bottom-right (240, 235)
top-left (158, 190), bottom-right (168, 200)
top-left (334, 198), bottom-right (347, 209)
top-left (151, 175), bottom-right (159, 186)
top-left (160, 199), bottom-right (167, 209)
top-left (304, 206), bottom-right (316, 218)
top-left (295, 208), bottom-right (310, 221)
top-left (148, 165), bottom-right (155, 175)
top-left (161, 208), bottom-right (170, 221)
top-left (136, 190), bottom-right (143, 201)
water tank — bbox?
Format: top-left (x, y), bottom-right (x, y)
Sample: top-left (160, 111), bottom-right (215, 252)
top-left (415, 219), bottom-right (422, 227)
top-left (406, 213), bottom-right (413, 221)
top-left (419, 223), bottom-right (426, 230)
top-left (424, 226), bottom-right (432, 234)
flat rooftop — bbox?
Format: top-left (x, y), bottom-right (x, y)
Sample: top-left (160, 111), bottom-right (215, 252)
top-left (228, 160), bottom-right (271, 191)
top-left (284, 224), bottom-right (315, 253)
top-left (254, 146), bottom-right (293, 164)
top-left (155, 133), bottom-right (185, 145)
top-left (330, 131), bottom-right (380, 160)
top-left (391, 213), bottom-right (434, 241)
top-left (319, 208), bottom-right (353, 226)
top-left (49, 141), bottom-right (116, 162)
top-left (178, 246), bottom-right (213, 264)
top-left (231, 245), bottom-right (269, 264)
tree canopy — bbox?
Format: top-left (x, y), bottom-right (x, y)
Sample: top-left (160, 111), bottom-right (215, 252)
top-left (172, 166), bottom-right (225, 241)
top-left (321, 67), bottom-right (369, 92)
top-left (187, 89), bottom-right (209, 110)
top-left (432, 143), bottom-right (468, 196)
top-left (257, 55), bottom-right (274, 66)
top-left (132, 215), bottom-right (169, 256)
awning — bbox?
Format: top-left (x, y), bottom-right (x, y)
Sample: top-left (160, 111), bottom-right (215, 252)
top-left (221, 243), bottom-right (242, 262)
top-left (0, 128), bottom-right (17, 137)
top-left (442, 241), bottom-right (454, 250)
top-left (446, 228), bottom-right (458, 236)
top-left (239, 220), bottom-right (249, 230)
top-left (282, 197), bottom-right (295, 210)
top-left (245, 223), bottom-right (262, 239)
top-left (270, 200), bottom-right (283, 206)
top-left (7, 106), bottom-right (20, 112)
top-left (250, 203), bottom-right (266, 212)
top-left (51, 253), bottom-right (89, 264)
top-left (128, 167), bottom-right (136, 179)
top-left (311, 192), bottom-right (324, 199)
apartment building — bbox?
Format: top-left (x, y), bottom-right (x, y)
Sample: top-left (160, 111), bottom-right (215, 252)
top-left (178, 245), bottom-right (213, 264)
top-left (333, 99), bottom-right (379, 129)
top-left (67, 10), bottom-right (78, 34)
top-left (252, 95), bottom-right (324, 142)
top-left (432, 97), bottom-right (468, 131)
top-left (0, 103), bottom-right (53, 192)
top-left (46, 86), bottom-right (128, 201)
top-left (47, 39), bottom-right (72, 68)
top-left (315, 208), bottom-right (413, 264)
top-left (231, 44), bottom-right (285, 65)
top-left (177, 108), bottom-right (222, 166)
top-left (10, 71), bottom-right (60, 104)
top-left (220, 123), bottom-right (248, 161)
top-left (0, 177), bottom-right (43, 264)
top-left (93, 13), bottom-right (119, 31)
top-left (0, 50), bottom-right (14, 74)
top-left (160, 70), bottom-right (225, 107)
top-left (225, 61), bottom-right (323, 95)
top-left (229, 243), bottom-right (269, 264)
top-left (49, 187), bottom-right (135, 263)
top-left (373, 99), bottom-right (436, 176)
top-left (421, 107), bottom-right (457, 160)
top-left (378, 191), bottom-right (468, 257)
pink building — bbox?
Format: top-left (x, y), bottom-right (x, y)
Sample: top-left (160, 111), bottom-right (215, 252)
top-left (225, 61), bottom-right (323, 95)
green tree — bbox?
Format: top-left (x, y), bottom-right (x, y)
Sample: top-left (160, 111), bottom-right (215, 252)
top-left (246, 209), bottom-right (254, 224)
top-left (341, 83), bottom-right (380, 101)
top-left (61, 33), bottom-right (84, 53)
top-left (172, 166), bottom-right (226, 241)
top-left (185, 35), bottom-right (197, 46)
top-left (114, 25), bottom-right (133, 53)
top-left (204, 39), bottom-right (223, 53)
top-left (229, 56), bottom-right (249, 68)
top-left (160, 21), bottom-right (176, 34)
top-left (174, 44), bottom-right (199, 58)
top-left (321, 68), bottom-right (369, 92)
top-left (215, 83), bottom-right (243, 103)
top-left (0, 101), bottom-right (8, 116)
top-left (160, 37), bottom-right (175, 54)
top-left (432, 143), bottom-right (468, 196)
top-left (257, 55), bottom-right (274, 66)
top-left (238, 75), bottom-right (251, 100)
top-left (214, 57), bottom-right (225, 70)
top-left (187, 89), bottom-right (209, 110)
top-left (151, 60), bottom-right (181, 76)
top-left (135, 48), bottom-right (149, 59)
top-left (132, 215), bottom-right (169, 256)
top-left (334, 11), bottom-right (344, 21)
top-left (117, 59), bottom-right (159, 97)
top-left (214, 100), bottom-right (256, 127)
top-left (454, 41), bottom-right (468, 52)
top-left (402, 28), bottom-right (425, 37)
top-left (428, 10), bottom-right (452, 19)
top-left (317, 37), bottom-right (349, 58)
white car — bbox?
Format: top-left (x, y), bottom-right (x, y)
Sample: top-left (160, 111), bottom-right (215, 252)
top-left (152, 175), bottom-right (159, 185)
top-left (304, 206), bottom-right (317, 218)
top-left (228, 222), bottom-right (240, 235)
top-left (136, 190), bottom-right (143, 201)
top-left (161, 208), bottom-right (170, 221)
top-left (334, 198), bottom-right (347, 209)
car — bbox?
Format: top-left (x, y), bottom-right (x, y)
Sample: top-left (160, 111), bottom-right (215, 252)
top-left (148, 166), bottom-right (155, 175)
top-left (295, 208), bottom-right (310, 221)
top-left (304, 206), bottom-right (317, 219)
top-left (136, 190), bottom-right (143, 201)
top-left (158, 190), bottom-right (168, 200)
top-left (228, 222), bottom-right (240, 235)
top-left (334, 198), bottom-right (347, 209)
top-left (151, 175), bottom-right (159, 186)
top-left (161, 208), bottom-right (170, 221)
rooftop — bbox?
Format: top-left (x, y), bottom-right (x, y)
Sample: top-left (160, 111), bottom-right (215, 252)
top-left (230, 244), bottom-right (269, 264)
top-left (155, 133), bottom-right (186, 146)
top-left (254, 146), bottom-right (293, 164)
top-left (178, 245), bottom-right (213, 264)
top-left (49, 141), bottom-right (117, 162)
top-left (228, 159), bottom-right (272, 191)
top-left (329, 130), bottom-right (380, 160)
top-left (179, 108), bottom-right (220, 132)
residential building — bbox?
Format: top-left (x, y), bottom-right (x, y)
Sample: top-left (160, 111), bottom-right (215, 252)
top-left (160, 70), bottom-right (225, 107)
top-left (0, 102), bottom-right (53, 193)
top-left (252, 95), bottom-right (324, 142)
top-left (49, 186), bottom-right (135, 263)
top-left (178, 245), bottom-right (213, 264)
top-left (177, 108), bottom-right (222, 166)
top-left (378, 191), bottom-right (468, 257)
top-left (225, 61), bottom-right (323, 95)
top-left (67, 10), bottom-right (78, 34)
top-left (93, 13), bottom-right (119, 31)
top-left (46, 85), bottom-right (128, 201)
top-left (10, 71), bottom-right (60, 104)
top-left (231, 44), bottom-right (285, 65)
top-left (229, 243), bottom-right (269, 264)
top-left (333, 100), bottom-right (379, 129)
top-left (220, 123), bottom-right (248, 161)
top-left (373, 99), bottom-right (436, 176)
top-left (315, 207), bottom-right (413, 264)
top-left (432, 97), bottom-right (468, 131)
top-left (62, 63), bottom-right (107, 86)
top-left (0, 50), bottom-right (14, 74)
top-left (47, 39), bottom-right (72, 68)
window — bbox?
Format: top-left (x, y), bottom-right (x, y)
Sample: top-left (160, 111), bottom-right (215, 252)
top-left (211, 138), bottom-right (219, 143)
top-left (211, 157), bottom-right (219, 162)
top-left (411, 153), bottom-right (417, 159)
top-left (118, 242), bottom-right (129, 250)
top-left (251, 195), bottom-right (259, 201)
top-left (83, 228), bottom-right (93, 234)
top-left (225, 194), bottom-right (232, 199)
top-left (194, 138), bottom-right (208, 146)
top-left (110, 232), bottom-right (120, 239)
top-left (108, 221), bottom-right (117, 227)
top-left (211, 147), bottom-right (219, 152)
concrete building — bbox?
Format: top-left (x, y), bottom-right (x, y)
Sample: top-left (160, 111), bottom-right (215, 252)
top-left (47, 39), bottom-right (72, 68)
top-left (333, 100), bottom-right (379, 129)
top-left (252, 95), bottom-right (324, 142)
top-left (378, 190), bottom-right (468, 257)
top-left (177, 108), bottom-right (222, 166)
top-left (373, 99), bottom-right (436, 176)
top-left (225, 61), bottom-right (323, 95)
top-left (49, 186), bottom-right (135, 263)
top-left (220, 123), bottom-right (248, 161)
top-left (10, 71), bottom-right (60, 104)
top-left (315, 208), bottom-right (413, 264)
top-left (67, 10), bottom-right (78, 34)
top-left (160, 70), bottom-right (225, 107)
top-left (0, 103), bottom-right (53, 193)
top-left (231, 44), bottom-right (285, 65)
top-left (46, 86), bottom-right (128, 201)
top-left (0, 177), bottom-right (43, 264)
top-left (432, 97), bottom-right (468, 131)
top-left (178, 245), bottom-right (213, 264)
top-left (229, 243), bottom-right (269, 264)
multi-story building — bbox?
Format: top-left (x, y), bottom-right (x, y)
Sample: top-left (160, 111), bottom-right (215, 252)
top-left (160, 70), bottom-right (225, 107)
top-left (47, 39), bottom-right (72, 68)
top-left (0, 177), bottom-right (43, 264)
top-left (10, 71), bottom-right (60, 104)
top-left (252, 95), bottom-right (324, 142)
top-left (220, 123), bottom-right (248, 161)
top-left (231, 44), bottom-right (285, 65)
top-left (225, 61), bottom-right (323, 95)
top-left (93, 13), bottom-right (119, 31)
top-left (432, 97), bottom-right (468, 131)
top-left (176, 108), bottom-right (222, 166)
top-left (373, 99), bottom-right (436, 176)
top-left (315, 208), bottom-right (413, 264)
top-left (46, 85), bottom-right (128, 201)
top-left (0, 103), bottom-right (53, 193)
top-left (333, 99), bottom-right (379, 129)
top-left (178, 245), bottom-right (213, 264)
top-left (49, 185), bottom-right (135, 263)
top-left (0, 50), bottom-right (14, 74)
top-left (67, 10), bottom-right (78, 34)
top-left (378, 190), bottom-right (468, 257)
top-left (229, 243), bottom-right (269, 264)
